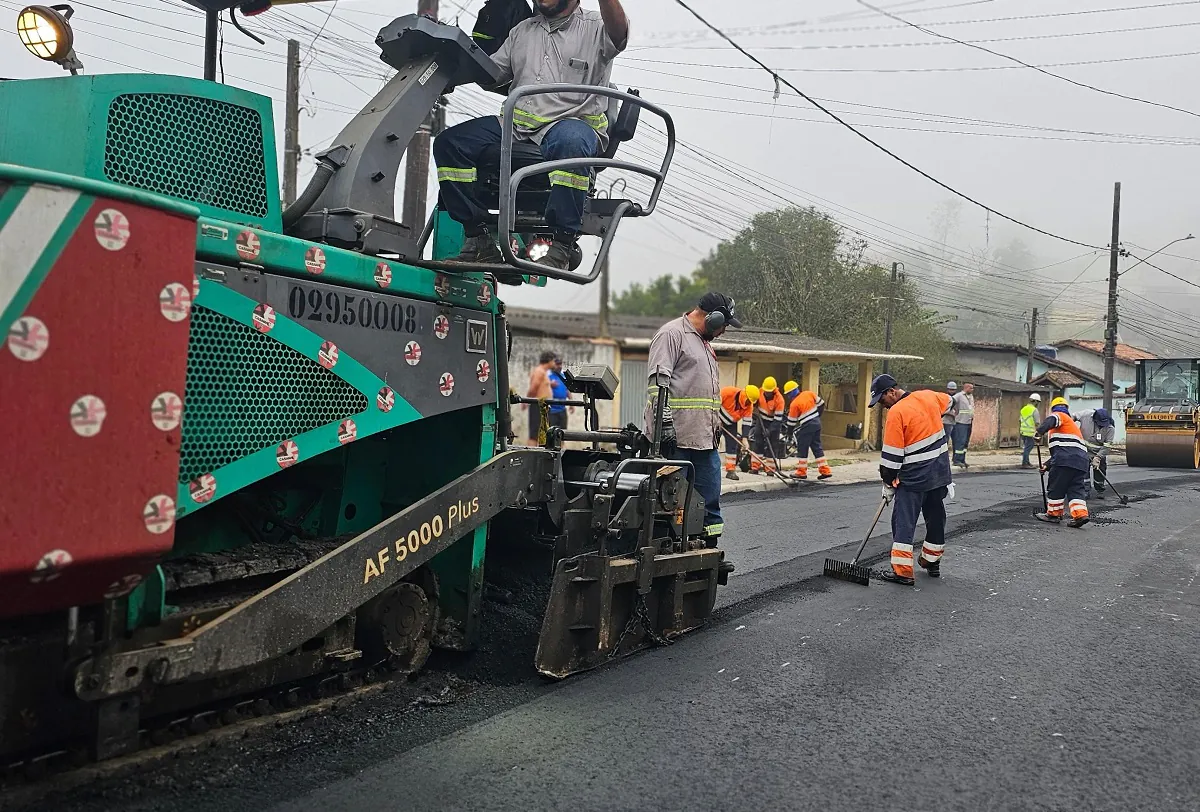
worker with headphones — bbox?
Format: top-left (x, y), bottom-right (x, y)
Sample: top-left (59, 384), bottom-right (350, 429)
top-left (644, 292), bottom-right (743, 548)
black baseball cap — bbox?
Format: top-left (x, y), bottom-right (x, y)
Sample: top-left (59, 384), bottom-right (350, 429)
top-left (697, 292), bottom-right (743, 328)
top-left (869, 373), bottom-right (898, 407)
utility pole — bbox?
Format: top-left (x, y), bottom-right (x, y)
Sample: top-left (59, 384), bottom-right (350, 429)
top-left (283, 39), bottom-right (301, 208)
top-left (1103, 182), bottom-right (1121, 414)
top-left (401, 0), bottom-right (439, 234)
top-left (1025, 307), bottom-right (1038, 383)
top-left (881, 261), bottom-right (898, 375)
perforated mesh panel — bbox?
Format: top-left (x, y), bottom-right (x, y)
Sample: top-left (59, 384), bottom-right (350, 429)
top-left (104, 93), bottom-right (269, 217)
top-left (179, 306), bottom-right (367, 482)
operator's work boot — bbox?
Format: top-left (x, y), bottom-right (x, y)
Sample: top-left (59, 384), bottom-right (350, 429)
top-left (918, 557), bottom-right (941, 578)
top-left (448, 232), bottom-right (502, 264)
top-left (874, 568), bottom-right (915, 586)
top-left (533, 236), bottom-right (574, 271)
top-left (1034, 512), bottom-right (1062, 524)
top-left (725, 470), bottom-right (740, 481)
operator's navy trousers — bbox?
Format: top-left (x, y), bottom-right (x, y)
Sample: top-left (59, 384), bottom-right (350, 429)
top-left (432, 116), bottom-right (598, 235)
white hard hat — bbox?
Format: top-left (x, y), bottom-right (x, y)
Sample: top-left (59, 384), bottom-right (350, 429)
top-left (946, 381), bottom-right (958, 390)
top-left (1029, 393), bottom-right (1042, 402)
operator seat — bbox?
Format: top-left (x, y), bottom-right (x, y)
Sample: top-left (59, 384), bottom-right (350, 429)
top-left (474, 88), bottom-right (643, 214)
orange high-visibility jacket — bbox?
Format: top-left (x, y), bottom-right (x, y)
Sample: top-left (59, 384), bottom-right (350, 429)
top-left (1039, 410), bottom-right (1090, 471)
top-left (880, 390), bottom-right (953, 490)
top-left (720, 386), bottom-right (755, 435)
top-left (785, 390), bottom-right (824, 431)
top-left (755, 389), bottom-right (785, 424)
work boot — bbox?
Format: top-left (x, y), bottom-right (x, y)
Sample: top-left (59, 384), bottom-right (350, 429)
top-left (818, 471), bottom-right (833, 480)
top-left (718, 559), bottom-right (735, 585)
top-left (792, 472), bottom-right (808, 481)
top-left (447, 232), bottom-right (502, 264)
top-left (1021, 463), bottom-right (1034, 470)
top-left (1093, 490), bottom-right (1106, 500)
top-left (918, 557), bottom-right (941, 578)
top-left (1068, 516), bottom-right (1090, 528)
top-left (874, 568), bottom-right (915, 586)
top-left (533, 237), bottom-right (574, 271)
top-left (725, 470), bottom-right (740, 481)
top-left (1034, 512), bottom-right (1062, 524)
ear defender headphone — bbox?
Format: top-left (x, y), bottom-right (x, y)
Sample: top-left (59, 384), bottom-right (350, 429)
top-left (704, 309), bottom-right (726, 334)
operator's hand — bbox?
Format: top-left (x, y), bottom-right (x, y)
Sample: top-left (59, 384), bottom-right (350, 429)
top-left (660, 420), bottom-right (677, 447)
top-left (881, 483), bottom-right (896, 504)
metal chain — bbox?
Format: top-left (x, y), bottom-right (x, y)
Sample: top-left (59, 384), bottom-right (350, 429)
top-left (607, 593), bottom-right (673, 661)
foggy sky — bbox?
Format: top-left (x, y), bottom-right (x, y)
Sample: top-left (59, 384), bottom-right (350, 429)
top-left (4, 0), bottom-right (1198, 350)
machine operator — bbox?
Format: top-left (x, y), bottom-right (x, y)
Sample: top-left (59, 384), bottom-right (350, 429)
top-left (433, 0), bottom-right (629, 271)
top-left (645, 293), bottom-right (743, 546)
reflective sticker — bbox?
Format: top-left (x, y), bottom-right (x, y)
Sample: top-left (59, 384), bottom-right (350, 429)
top-left (235, 230), bottom-right (261, 261)
top-left (433, 315), bottom-right (450, 340)
top-left (143, 494), bottom-right (176, 534)
top-left (304, 246), bottom-right (326, 275)
top-left (528, 275), bottom-right (541, 285)
top-left (104, 574), bottom-right (143, 599)
top-left (150, 391), bottom-right (183, 431)
top-left (30, 549), bottom-right (72, 583)
top-left (318, 340), bottom-right (339, 369)
top-left (439, 372), bottom-right (455, 397)
top-left (374, 262), bottom-right (392, 289)
top-left (476, 359), bottom-right (491, 383)
top-left (338, 418), bottom-right (358, 445)
top-left (7, 315), bottom-right (49, 361)
top-left (377, 386), bottom-right (395, 413)
top-left (252, 303), bottom-right (276, 333)
top-left (510, 238), bottom-right (521, 256)
top-left (404, 340), bottom-right (422, 366)
top-left (193, 273), bottom-right (201, 301)
top-left (276, 439), bottom-right (300, 468)
top-left (189, 473), bottom-right (217, 504)
top-left (477, 284), bottom-right (492, 307)
top-left (159, 282), bottom-right (192, 322)
top-left (70, 394), bottom-right (107, 437)
top-left (434, 274), bottom-right (451, 299)
top-left (93, 208), bottom-right (130, 251)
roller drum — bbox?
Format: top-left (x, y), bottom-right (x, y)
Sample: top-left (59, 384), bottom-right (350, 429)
top-left (1126, 429), bottom-right (1200, 469)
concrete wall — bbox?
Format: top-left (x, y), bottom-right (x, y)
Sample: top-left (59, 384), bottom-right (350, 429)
top-left (954, 348), bottom-right (1023, 382)
top-left (1052, 347), bottom-right (1136, 390)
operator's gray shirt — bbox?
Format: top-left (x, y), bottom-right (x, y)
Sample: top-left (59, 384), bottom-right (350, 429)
top-left (491, 8), bottom-right (625, 148)
top-left (644, 316), bottom-right (720, 450)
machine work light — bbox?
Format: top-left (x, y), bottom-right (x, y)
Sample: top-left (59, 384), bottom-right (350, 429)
top-left (17, 4), bottom-right (84, 74)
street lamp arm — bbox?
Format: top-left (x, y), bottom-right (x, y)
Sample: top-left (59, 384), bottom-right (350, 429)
top-left (1118, 233), bottom-right (1194, 277)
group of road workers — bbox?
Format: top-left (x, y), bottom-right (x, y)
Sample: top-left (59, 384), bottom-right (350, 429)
top-left (641, 290), bottom-right (1120, 587)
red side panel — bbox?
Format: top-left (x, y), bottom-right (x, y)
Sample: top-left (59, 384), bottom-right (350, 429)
top-left (0, 195), bottom-right (195, 618)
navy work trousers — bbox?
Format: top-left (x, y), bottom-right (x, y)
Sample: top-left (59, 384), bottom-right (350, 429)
top-left (951, 423), bottom-right (972, 464)
top-left (1022, 435), bottom-right (1036, 465)
top-left (432, 116), bottom-right (598, 235)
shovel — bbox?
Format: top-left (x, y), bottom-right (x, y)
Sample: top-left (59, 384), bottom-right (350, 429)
top-left (721, 426), bottom-right (797, 488)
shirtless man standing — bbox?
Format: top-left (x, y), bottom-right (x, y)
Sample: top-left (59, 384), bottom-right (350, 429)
top-left (525, 350), bottom-right (557, 445)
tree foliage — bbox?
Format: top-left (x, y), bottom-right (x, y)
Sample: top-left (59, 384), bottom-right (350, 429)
top-left (609, 272), bottom-right (708, 318)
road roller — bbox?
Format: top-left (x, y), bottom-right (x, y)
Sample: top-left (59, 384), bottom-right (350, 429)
top-left (1125, 358), bottom-right (1200, 469)
top-left (0, 1), bottom-right (726, 769)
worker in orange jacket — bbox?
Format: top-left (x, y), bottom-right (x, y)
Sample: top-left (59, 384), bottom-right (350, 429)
top-left (869, 374), bottom-right (953, 586)
top-left (786, 389), bottom-right (832, 480)
top-left (1033, 397), bottom-right (1091, 527)
top-left (719, 384), bottom-right (760, 480)
top-left (751, 376), bottom-right (785, 473)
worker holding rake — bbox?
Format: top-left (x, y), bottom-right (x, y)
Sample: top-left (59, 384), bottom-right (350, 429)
top-left (1033, 397), bottom-right (1091, 528)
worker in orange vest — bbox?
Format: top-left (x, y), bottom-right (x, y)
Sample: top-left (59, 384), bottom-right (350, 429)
top-left (786, 389), bottom-right (833, 480)
top-left (1033, 397), bottom-right (1090, 527)
top-left (870, 374), bottom-right (953, 586)
top-left (719, 384), bottom-right (760, 480)
top-left (751, 376), bottom-right (785, 473)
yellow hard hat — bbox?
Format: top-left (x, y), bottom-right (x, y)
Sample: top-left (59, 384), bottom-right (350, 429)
top-left (762, 376), bottom-right (777, 392)
top-left (783, 380), bottom-right (799, 394)
top-left (1051, 396), bottom-right (1069, 408)
top-left (744, 384), bottom-right (761, 403)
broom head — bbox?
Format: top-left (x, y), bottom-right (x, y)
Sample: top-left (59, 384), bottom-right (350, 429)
top-left (823, 557), bottom-right (871, 586)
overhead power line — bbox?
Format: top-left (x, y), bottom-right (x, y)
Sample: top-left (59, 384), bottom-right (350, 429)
top-left (856, 0), bottom-right (1200, 120)
top-left (1122, 252), bottom-right (1200, 290)
top-left (667, 0), bottom-right (1101, 250)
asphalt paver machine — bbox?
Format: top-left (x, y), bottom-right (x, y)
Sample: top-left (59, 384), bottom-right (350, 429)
top-left (0, 0), bottom-right (722, 765)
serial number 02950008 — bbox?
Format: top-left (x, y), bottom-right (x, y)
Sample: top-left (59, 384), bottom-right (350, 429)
top-left (287, 285), bottom-right (418, 333)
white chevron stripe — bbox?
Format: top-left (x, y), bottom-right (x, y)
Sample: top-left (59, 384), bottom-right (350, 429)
top-left (0, 184), bottom-right (81, 319)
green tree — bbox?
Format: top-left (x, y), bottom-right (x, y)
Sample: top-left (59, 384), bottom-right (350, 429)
top-left (610, 273), bottom-right (708, 318)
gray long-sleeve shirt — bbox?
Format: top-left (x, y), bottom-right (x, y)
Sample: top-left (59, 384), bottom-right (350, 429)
top-left (644, 316), bottom-right (720, 450)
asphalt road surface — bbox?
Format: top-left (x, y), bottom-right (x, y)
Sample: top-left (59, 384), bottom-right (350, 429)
top-left (12, 467), bottom-right (1200, 812)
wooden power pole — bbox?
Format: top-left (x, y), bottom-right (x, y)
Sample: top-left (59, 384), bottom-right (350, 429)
top-left (1103, 182), bottom-right (1121, 413)
top-left (1025, 307), bottom-right (1038, 382)
top-left (283, 39), bottom-right (301, 207)
top-left (402, 0), bottom-right (439, 234)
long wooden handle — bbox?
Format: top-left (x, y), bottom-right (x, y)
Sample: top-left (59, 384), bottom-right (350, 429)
top-left (851, 496), bottom-right (889, 565)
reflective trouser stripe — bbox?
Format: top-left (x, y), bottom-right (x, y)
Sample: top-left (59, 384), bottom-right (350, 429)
top-left (921, 542), bottom-right (945, 563)
top-left (891, 542), bottom-right (914, 578)
top-left (437, 167), bottom-right (477, 183)
top-left (705, 523), bottom-right (724, 536)
top-left (725, 454), bottom-right (737, 470)
top-left (1069, 499), bottom-right (1089, 518)
top-left (1047, 497), bottom-right (1065, 517)
top-left (548, 170), bottom-right (590, 191)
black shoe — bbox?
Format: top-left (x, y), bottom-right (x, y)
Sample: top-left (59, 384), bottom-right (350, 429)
top-left (1093, 490), bottom-right (1106, 499)
top-left (1021, 463), bottom-right (1034, 470)
top-left (533, 238), bottom-right (574, 271)
top-left (792, 472), bottom-right (809, 480)
top-left (1034, 512), bottom-right (1062, 524)
top-left (1068, 516), bottom-right (1090, 528)
top-left (873, 568), bottom-right (915, 586)
top-left (718, 559), bottom-right (735, 585)
top-left (725, 470), bottom-right (740, 481)
top-left (818, 472), bottom-right (833, 480)
top-left (448, 233), bottom-right (502, 264)
top-left (918, 557), bottom-right (941, 578)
